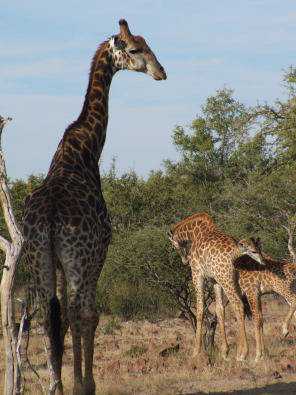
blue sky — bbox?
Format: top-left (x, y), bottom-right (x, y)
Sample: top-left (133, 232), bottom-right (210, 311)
top-left (1, 0), bottom-right (295, 179)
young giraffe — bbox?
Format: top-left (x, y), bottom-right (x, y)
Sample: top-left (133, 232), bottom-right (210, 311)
top-left (215, 247), bottom-right (296, 362)
top-left (169, 212), bottom-right (263, 361)
top-left (22, 20), bottom-right (166, 395)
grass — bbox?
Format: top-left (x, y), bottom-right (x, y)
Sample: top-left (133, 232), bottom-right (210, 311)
top-left (1, 295), bottom-right (296, 394)
top-left (102, 317), bottom-right (122, 335)
top-left (124, 344), bottom-right (148, 358)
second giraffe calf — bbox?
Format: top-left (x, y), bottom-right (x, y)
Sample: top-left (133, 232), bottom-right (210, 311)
top-left (215, 251), bottom-right (296, 362)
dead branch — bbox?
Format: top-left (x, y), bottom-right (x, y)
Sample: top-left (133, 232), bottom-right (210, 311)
top-left (0, 116), bottom-right (24, 395)
top-left (16, 299), bottom-right (46, 394)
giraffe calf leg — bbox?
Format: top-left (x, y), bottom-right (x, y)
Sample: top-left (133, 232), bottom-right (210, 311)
top-left (282, 304), bottom-right (296, 337)
top-left (192, 275), bottom-right (209, 363)
top-left (214, 284), bottom-right (229, 359)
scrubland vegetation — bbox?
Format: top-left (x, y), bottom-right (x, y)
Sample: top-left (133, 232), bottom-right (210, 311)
top-left (1, 67), bottom-right (296, 393)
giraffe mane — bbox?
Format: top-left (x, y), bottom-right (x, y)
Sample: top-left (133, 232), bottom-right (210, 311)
top-left (63, 40), bottom-right (110, 137)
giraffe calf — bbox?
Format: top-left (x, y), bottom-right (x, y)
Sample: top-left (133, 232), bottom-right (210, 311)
top-left (215, 252), bottom-right (296, 362)
top-left (169, 213), bottom-right (263, 361)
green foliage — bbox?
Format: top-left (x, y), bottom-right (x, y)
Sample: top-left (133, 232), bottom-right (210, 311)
top-left (97, 227), bottom-right (192, 319)
top-left (169, 88), bottom-right (251, 184)
top-left (1, 68), bottom-right (296, 322)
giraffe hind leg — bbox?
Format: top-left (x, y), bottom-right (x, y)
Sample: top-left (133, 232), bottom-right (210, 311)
top-left (81, 287), bottom-right (99, 395)
top-left (282, 303), bottom-right (296, 337)
top-left (56, 264), bottom-right (69, 390)
top-left (222, 283), bottom-right (248, 361)
top-left (247, 291), bottom-right (265, 362)
top-left (24, 243), bottom-right (64, 394)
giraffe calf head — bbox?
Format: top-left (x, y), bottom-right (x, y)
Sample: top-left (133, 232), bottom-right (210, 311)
top-left (168, 231), bottom-right (192, 265)
top-left (109, 19), bottom-right (167, 81)
top-left (237, 237), bottom-right (264, 265)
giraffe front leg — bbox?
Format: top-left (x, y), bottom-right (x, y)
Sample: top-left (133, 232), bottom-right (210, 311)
top-left (192, 274), bottom-right (208, 363)
top-left (214, 284), bottom-right (229, 359)
top-left (56, 265), bottom-right (69, 391)
top-left (235, 300), bottom-right (248, 361)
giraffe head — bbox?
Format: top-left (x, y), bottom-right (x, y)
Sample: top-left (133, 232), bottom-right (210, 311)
top-left (109, 19), bottom-right (167, 81)
top-left (168, 231), bottom-right (192, 265)
top-left (237, 237), bottom-right (264, 265)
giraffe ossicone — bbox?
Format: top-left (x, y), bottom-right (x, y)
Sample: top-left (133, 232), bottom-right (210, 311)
top-left (22, 19), bottom-right (166, 395)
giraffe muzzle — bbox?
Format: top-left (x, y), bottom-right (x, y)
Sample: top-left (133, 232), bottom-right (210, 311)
top-left (151, 68), bottom-right (167, 81)
top-left (154, 65), bottom-right (167, 80)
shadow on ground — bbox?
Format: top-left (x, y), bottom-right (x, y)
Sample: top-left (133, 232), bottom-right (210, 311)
top-left (185, 381), bottom-right (296, 394)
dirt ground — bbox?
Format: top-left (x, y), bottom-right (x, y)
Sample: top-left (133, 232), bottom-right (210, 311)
top-left (1, 295), bottom-right (296, 394)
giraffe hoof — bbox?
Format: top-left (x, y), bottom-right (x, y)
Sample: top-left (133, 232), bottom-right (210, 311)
top-left (73, 383), bottom-right (84, 395)
top-left (83, 379), bottom-right (96, 395)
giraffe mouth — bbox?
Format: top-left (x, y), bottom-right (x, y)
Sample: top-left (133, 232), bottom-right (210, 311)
top-left (146, 66), bottom-right (167, 81)
top-left (153, 70), bottom-right (167, 81)
top-left (153, 74), bottom-right (166, 81)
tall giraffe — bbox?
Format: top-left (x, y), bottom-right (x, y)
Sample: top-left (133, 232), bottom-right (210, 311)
top-left (169, 212), bottom-right (263, 361)
top-left (22, 20), bottom-right (166, 395)
top-left (215, 245), bottom-right (296, 362)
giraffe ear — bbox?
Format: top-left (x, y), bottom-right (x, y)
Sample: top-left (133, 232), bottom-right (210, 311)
top-left (114, 35), bottom-right (127, 50)
top-left (179, 239), bottom-right (192, 252)
top-left (250, 236), bottom-right (262, 250)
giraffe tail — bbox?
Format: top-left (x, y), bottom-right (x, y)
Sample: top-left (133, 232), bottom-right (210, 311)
top-left (242, 293), bottom-right (252, 320)
top-left (49, 295), bottom-right (63, 360)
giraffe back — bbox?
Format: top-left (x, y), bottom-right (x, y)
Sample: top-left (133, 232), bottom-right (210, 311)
top-left (236, 255), bottom-right (296, 304)
top-left (170, 212), bottom-right (239, 277)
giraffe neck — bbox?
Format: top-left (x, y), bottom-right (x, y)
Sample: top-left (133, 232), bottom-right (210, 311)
top-left (48, 41), bottom-right (115, 178)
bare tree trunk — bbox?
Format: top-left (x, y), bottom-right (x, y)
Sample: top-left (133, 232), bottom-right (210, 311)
top-left (0, 116), bottom-right (24, 395)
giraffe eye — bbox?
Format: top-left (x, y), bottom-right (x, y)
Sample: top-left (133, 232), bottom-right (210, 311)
top-left (129, 48), bottom-right (142, 54)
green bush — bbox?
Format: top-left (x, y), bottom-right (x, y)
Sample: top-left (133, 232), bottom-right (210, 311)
top-left (97, 226), bottom-right (193, 320)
